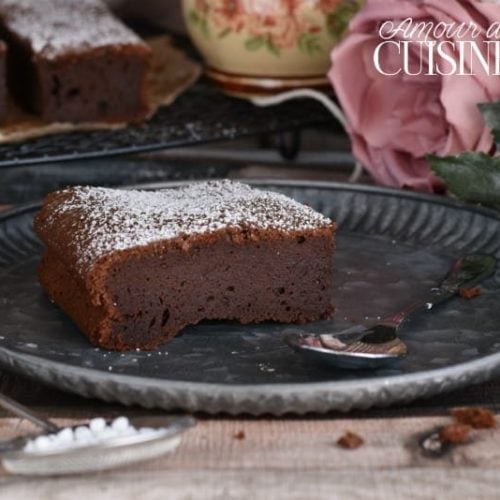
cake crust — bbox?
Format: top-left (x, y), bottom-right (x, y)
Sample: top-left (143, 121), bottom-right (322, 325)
top-left (35, 181), bottom-right (336, 350)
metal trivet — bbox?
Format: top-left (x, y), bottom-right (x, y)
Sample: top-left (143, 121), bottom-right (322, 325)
top-left (0, 81), bottom-right (337, 169)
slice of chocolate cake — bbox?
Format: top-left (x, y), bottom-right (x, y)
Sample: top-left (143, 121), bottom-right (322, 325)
top-left (0, 0), bottom-right (151, 123)
top-left (34, 181), bottom-right (336, 351)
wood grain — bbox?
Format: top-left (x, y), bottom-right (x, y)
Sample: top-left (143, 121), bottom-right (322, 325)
top-left (3, 469), bottom-right (500, 500)
top-left (0, 415), bottom-right (499, 499)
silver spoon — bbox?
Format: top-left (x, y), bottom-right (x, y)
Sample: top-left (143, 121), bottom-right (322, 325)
top-left (286, 254), bottom-right (497, 370)
top-left (0, 392), bottom-right (196, 476)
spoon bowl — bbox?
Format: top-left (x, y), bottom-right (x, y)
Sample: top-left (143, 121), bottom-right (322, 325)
top-left (286, 332), bottom-right (408, 370)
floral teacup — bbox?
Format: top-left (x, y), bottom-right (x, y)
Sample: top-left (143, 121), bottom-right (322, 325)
top-left (183, 0), bottom-right (362, 97)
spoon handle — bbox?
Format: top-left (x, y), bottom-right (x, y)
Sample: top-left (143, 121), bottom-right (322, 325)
top-left (0, 392), bottom-right (59, 433)
top-left (382, 254), bottom-right (496, 328)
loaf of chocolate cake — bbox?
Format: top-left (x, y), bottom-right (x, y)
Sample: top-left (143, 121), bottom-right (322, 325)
top-left (0, 40), bottom-right (6, 122)
top-left (34, 181), bottom-right (336, 351)
top-left (0, 0), bottom-right (151, 123)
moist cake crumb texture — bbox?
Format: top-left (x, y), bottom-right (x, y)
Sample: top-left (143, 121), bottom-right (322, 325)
top-left (0, 0), bottom-right (144, 59)
top-left (42, 180), bottom-right (332, 273)
top-left (35, 180), bottom-right (335, 350)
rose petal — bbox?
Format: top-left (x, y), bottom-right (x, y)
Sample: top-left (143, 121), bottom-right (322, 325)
top-left (329, 0), bottom-right (500, 192)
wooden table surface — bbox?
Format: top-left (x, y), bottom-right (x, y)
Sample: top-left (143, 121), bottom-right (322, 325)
top-left (1, 181), bottom-right (500, 500)
top-left (2, 373), bottom-right (500, 499)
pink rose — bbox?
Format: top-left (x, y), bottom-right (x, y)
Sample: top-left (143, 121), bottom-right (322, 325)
top-left (195, 0), bottom-right (210, 14)
top-left (242, 0), bottom-right (299, 49)
top-left (211, 0), bottom-right (245, 34)
top-left (318, 0), bottom-right (344, 13)
top-left (329, 0), bottom-right (500, 192)
top-left (293, 0), bottom-right (331, 34)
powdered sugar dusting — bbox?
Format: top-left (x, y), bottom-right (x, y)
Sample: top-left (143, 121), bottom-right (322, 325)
top-left (43, 181), bottom-right (332, 273)
top-left (0, 0), bottom-right (145, 59)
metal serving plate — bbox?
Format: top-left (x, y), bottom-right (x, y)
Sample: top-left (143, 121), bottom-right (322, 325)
top-left (0, 180), bottom-right (499, 415)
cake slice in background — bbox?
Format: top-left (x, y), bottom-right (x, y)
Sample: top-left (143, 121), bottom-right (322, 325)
top-left (34, 181), bottom-right (336, 351)
top-left (0, 0), bottom-right (152, 123)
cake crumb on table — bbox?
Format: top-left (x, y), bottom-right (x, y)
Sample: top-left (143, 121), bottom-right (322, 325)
top-left (458, 287), bottom-right (482, 299)
top-left (439, 423), bottom-right (471, 444)
top-left (451, 407), bottom-right (496, 429)
top-left (337, 431), bottom-right (364, 449)
top-left (233, 430), bottom-right (245, 440)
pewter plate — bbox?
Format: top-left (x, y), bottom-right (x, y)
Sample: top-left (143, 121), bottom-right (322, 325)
top-left (0, 180), bottom-right (500, 415)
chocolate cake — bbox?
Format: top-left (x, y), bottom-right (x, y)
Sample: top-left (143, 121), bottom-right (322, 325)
top-left (34, 181), bottom-right (336, 351)
top-left (0, 0), bottom-right (151, 123)
top-left (0, 40), bottom-right (6, 122)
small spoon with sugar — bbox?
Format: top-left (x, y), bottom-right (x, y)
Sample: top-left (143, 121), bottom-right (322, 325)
top-left (0, 391), bottom-right (195, 475)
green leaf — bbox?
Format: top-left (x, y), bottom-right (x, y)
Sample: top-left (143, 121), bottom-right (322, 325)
top-left (265, 37), bottom-right (280, 57)
top-left (298, 33), bottom-right (322, 55)
top-left (188, 10), bottom-right (199, 25)
top-left (188, 9), bottom-right (210, 37)
top-left (245, 36), bottom-right (265, 51)
top-left (218, 27), bottom-right (232, 39)
top-left (298, 33), bottom-right (307, 52)
top-left (429, 152), bottom-right (500, 206)
top-left (479, 102), bottom-right (500, 143)
top-left (326, 0), bottom-right (362, 42)
top-left (200, 18), bottom-right (210, 37)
